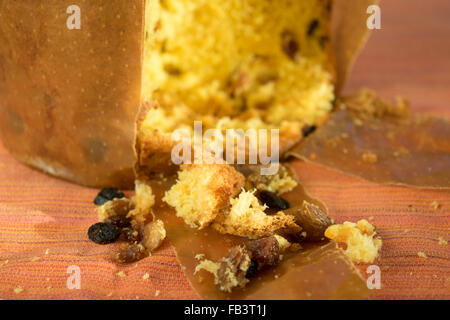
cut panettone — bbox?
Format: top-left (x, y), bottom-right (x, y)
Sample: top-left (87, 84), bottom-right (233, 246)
top-left (142, 0), bottom-right (334, 126)
top-left (0, 1), bottom-right (376, 187)
top-left (163, 164), bottom-right (245, 229)
top-left (137, 0), bottom-right (335, 173)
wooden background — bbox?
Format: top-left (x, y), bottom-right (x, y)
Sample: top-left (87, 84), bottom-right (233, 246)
top-left (344, 0), bottom-right (450, 117)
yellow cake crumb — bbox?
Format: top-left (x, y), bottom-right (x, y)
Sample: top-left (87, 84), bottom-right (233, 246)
top-left (97, 198), bottom-right (133, 222)
top-left (142, 219), bottom-right (166, 253)
top-left (325, 219), bottom-right (382, 263)
top-left (163, 164), bottom-right (245, 229)
top-left (430, 201), bottom-right (441, 211)
top-left (155, 290), bottom-right (160, 297)
top-left (246, 165), bottom-right (298, 195)
top-left (274, 234), bottom-right (291, 252)
top-left (195, 259), bottom-right (221, 278)
top-left (362, 151), bottom-right (378, 164)
top-left (212, 189), bottom-right (297, 238)
top-left (117, 271), bottom-right (127, 278)
top-left (13, 286), bottom-right (24, 294)
top-left (128, 180), bottom-right (155, 224)
top-left (31, 256), bottom-right (41, 262)
top-left (438, 237), bottom-right (448, 245)
top-left (417, 252), bottom-right (428, 259)
top-left (143, 273), bottom-right (150, 280)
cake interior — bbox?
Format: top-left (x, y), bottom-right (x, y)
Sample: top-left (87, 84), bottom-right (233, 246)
top-left (140, 0), bottom-right (334, 136)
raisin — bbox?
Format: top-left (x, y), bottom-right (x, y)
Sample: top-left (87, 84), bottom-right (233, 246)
top-left (319, 36), bottom-right (330, 49)
top-left (307, 19), bottom-right (320, 36)
top-left (88, 222), bottom-right (121, 244)
top-left (94, 187), bottom-right (125, 205)
top-left (217, 246), bottom-right (250, 292)
top-left (258, 190), bottom-right (290, 210)
top-left (302, 124), bottom-right (317, 137)
top-left (281, 30), bottom-right (299, 60)
top-left (104, 215), bottom-right (131, 229)
top-left (246, 236), bottom-right (280, 266)
top-left (245, 259), bottom-right (259, 278)
top-left (121, 227), bottom-right (141, 242)
top-left (112, 243), bottom-right (147, 264)
top-left (286, 201), bottom-right (332, 241)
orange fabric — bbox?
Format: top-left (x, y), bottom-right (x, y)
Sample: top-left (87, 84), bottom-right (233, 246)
top-left (0, 140), bottom-right (448, 300)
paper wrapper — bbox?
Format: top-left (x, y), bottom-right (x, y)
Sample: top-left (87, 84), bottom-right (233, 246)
top-left (148, 172), bottom-right (371, 300)
top-left (288, 109), bottom-right (450, 189)
top-left (0, 0), bottom-right (376, 188)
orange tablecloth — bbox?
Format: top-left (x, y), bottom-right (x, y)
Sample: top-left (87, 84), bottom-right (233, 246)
top-left (0, 139), bottom-right (448, 300)
top-left (1, 0), bottom-right (449, 300)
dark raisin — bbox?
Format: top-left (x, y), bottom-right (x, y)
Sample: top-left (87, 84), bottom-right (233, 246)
top-left (307, 19), bottom-right (320, 36)
top-left (94, 187), bottom-right (125, 205)
top-left (319, 36), bottom-right (330, 49)
top-left (121, 227), bottom-right (141, 242)
top-left (104, 215), bottom-right (131, 229)
top-left (281, 30), bottom-right (299, 60)
top-left (302, 124), bottom-right (317, 137)
top-left (164, 64), bottom-right (182, 76)
top-left (88, 222), bottom-right (121, 244)
top-left (245, 259), bottom-right (259, 278)
top-left (258, 190), bottom-right (290, 210)
top-left (246, 236), bottom-right (280, 266)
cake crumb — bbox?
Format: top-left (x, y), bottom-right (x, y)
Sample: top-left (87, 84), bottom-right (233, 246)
top-left (117, 271), bottom-right (127, 278)
top-left (362, 151), bottom-right (377, 164)
top-left (438, 237), bottom-right (447, 245)
top-left (45, 249), bottom-right (50, 255)
top-left (31, 256), bottom-right (41, 262)
top-left (0, 260), bottom-right (8, 267)
top-left (155, 290), bottom-right (160, 297)
top-left (106, 292), bottom-right (113, 297)
top-left (195, 253), bottom-right (205, 260)
top-left (417, 252), bottom-right (427, 259)
top-left (325, 219), bottom-right (382, 263)
top-left (13, 286), bottom-right (24, 294)
top-left (142, 273), bottom-right (150, 280)
top-left (430, 201), bottom-right (441, 210)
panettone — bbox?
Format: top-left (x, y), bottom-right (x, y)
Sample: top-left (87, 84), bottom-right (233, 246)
top-left (0, 0), bottom-right (376, 187)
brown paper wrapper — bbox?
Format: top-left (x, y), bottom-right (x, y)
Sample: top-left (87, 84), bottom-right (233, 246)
top-left (288, 109), bottom-right (450, 189)
top-left (0, 0), bottom-right (375, 188)
top-left (0, 0), bottom-right (144, 188)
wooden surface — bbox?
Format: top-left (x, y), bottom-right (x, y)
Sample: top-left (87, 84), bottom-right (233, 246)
top-left (344, 0), bottom-right (450, 117)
